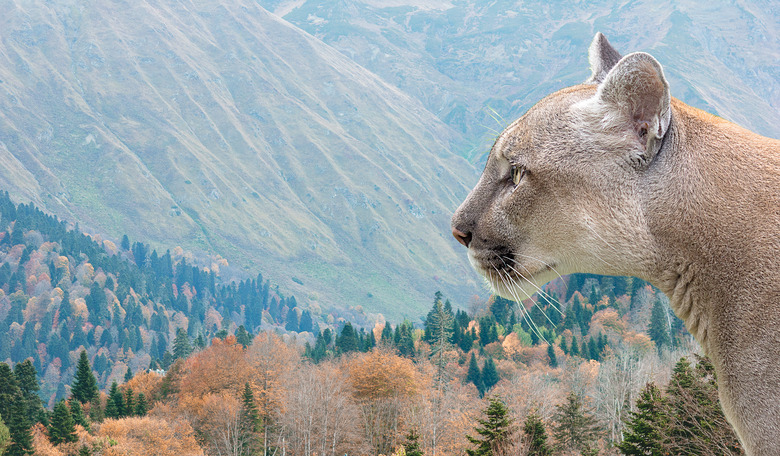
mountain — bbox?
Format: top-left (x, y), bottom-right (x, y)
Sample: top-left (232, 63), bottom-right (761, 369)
top-left (0, 0), bottom-right (480, 320)
top-left (261, 0), bottom-right (780, 160)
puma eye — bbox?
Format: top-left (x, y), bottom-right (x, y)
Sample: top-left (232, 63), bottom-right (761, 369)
top-left (510, 165), bottom-right (526, 186)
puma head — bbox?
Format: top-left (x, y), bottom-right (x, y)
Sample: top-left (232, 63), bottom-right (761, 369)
top-left (451, 32), bottom-right (671, 302)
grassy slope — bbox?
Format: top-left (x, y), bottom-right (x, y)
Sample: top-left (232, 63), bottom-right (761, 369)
top-left (0, 0), bottom-right (481, 320)
top-left (266, 0), bottom-right (780, 161)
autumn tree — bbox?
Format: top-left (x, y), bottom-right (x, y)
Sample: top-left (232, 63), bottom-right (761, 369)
top-left (348, 347), bottom-right (418, 454)
top-left (98, 416), bottom-right (204, 456)
top-left (71, 351), bottom-right (98, 404)
top-left (466, 396), bottom-right (515, 456)
top-left (282, 361), bottom-right (361, 456)
top-left (246, 332), bottom-right (299, 455)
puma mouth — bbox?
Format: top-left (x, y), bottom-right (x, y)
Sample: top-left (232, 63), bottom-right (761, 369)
top-left (467, 248), bottom-right (556, 302)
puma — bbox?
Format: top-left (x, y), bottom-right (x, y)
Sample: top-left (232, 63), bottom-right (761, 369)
top-left (451, 33), bottom-right (779, 455)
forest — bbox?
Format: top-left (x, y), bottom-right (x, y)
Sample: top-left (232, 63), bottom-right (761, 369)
top-left (0, 191), bottom-right (743, 455)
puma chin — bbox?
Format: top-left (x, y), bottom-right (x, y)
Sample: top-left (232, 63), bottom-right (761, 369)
top-left (452, 33), bottom-right (779, 456)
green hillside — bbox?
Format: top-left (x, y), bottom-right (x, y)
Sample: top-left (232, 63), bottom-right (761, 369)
top-left (0, 0), bottom-right (479, 319)
top-left (264, 0), bottom-right (780, 160)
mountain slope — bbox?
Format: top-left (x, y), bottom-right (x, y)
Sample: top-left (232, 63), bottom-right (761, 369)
top-left (261, 0), bottom-right (780, 160)
top-left (0, 0), bottom-right (479, 319)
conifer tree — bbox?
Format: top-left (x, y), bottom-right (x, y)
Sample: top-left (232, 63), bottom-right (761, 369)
top-left (466, 353), bottom-right (484, 397)
top-left (124, 388), bottom-right (135, 417)
top-left (551, 392), bottom-right (601, 454)
top-left (172, 328), bottom-right (192, 360)
top-left (427, 295), bottom-right (455, 383)
top-left (135, 393), bottom-right (148, 417)
top-left (105, 382), bottom-right (124, 419)
top-left (336, 322), bottom-right (359, 354)
top-left (617, 383), bottom-right (665, 456)
top-left (403, 429), bottom-right (424, 456)
top-left (648, 299), bottom-right (670, 351)
top-left (124, 365), bottom-right (133, 383)
top-left (48, 400), bottom-right (77, 445)
top-left (466, 396), bottom-right (514, 456)
top-left (523, 410), bottom-right (551, 456)
top-left (236, 325), bottom-right (253, 348)
top-left (569, 335), bottom-right (580, 357)
top-left (239, 382), bottom-right (260, 455)
top-left (12, 360), bottom-right (43, 425)
top-left (5, 394), bottom-right (32, 456)
top-left (69, 399), bottom-right (89, 430)
top-left (546, 344), bottom-right (558, 368)
top-left (71, 351), bottom-right (98, 404)
top-left (481, 358), bottom-right (500, 393)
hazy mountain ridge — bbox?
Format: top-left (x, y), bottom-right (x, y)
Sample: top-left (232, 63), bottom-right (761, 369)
top-left (0, 0), bottom-right (480, 318)
top-left (263, 0), bottom-right (780, 160)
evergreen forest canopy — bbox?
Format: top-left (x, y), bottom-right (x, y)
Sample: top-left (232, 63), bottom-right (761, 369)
top-left (0, 190), bottom-right (745, 454)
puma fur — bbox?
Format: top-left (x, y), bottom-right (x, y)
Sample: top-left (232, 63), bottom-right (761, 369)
top-left (452, 33), bottom-right (780, 455)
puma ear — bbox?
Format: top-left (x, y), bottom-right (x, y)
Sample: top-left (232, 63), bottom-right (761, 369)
top-left (597, 52), bottom-right (671, 165)
top-left (586, 32), bottom-right (622, 84)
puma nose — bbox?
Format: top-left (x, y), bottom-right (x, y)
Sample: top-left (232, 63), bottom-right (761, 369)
top-left (452, 227), bottom-right (472, 248)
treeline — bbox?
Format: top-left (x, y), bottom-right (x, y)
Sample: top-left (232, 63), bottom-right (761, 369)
top-left (0, 190), bottom-right (314, 403)
top-left (0, 332), bottom-right (742, 455)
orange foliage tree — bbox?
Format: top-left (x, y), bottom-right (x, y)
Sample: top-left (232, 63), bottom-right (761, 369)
top-left (98, 416), bottom-right (204, 456)
top-left (347, 347), bottom-right (418, 455)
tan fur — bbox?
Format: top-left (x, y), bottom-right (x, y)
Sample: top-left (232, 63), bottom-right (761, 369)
top-left (452, 34), bottom-right (780, 455)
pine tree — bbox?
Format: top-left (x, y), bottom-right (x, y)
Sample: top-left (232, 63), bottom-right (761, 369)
top-left (69, 399), bottom-right (89, 431)
top-left (135, 393), bottom-right (148, 416)
top-left (523, 410), bottom-right (552, 456)
top-left (466, 396), bottom-right (514, 456)
top-left (0, 363), bottom-right (32, 456)
top-left (5, 393), bottom-right (32, 456)
top-left (239, 382), bottom-right (260, 455)
top-left (12, 360), bottom-right (43, 425)
top-left (172, 328), bottom-right (191, 360)
top-left (481, 358), bottom-right (500, 393)
top-left (569, 335), bottom-right (580, 357)
top-left (546, 344), bottom-right (558, 368)
top-left (48, 400), bottom-right (77, 445)
top-left (124, 388), bottom-right (135, 417)
top-left (236, 325), bottom-right (253, 348)
top-left (71, 351), bottom-right (98, 404)
top-left (551, 392), bottom-right (602, 454)
top-left (336, 322), bottom-right (359, 354)
top-left (617, 383), bottom-right (665, 456)
top-left (105, 382), bottom-right (124, 419)
top-left (467, 352), bottom-right (484, 397)
top-left (648, 299), bottom-right (670, 351)
top-left (427, 295), bottom-right (455, 384)
top-left (403, 429), bottom-right (424, 456)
